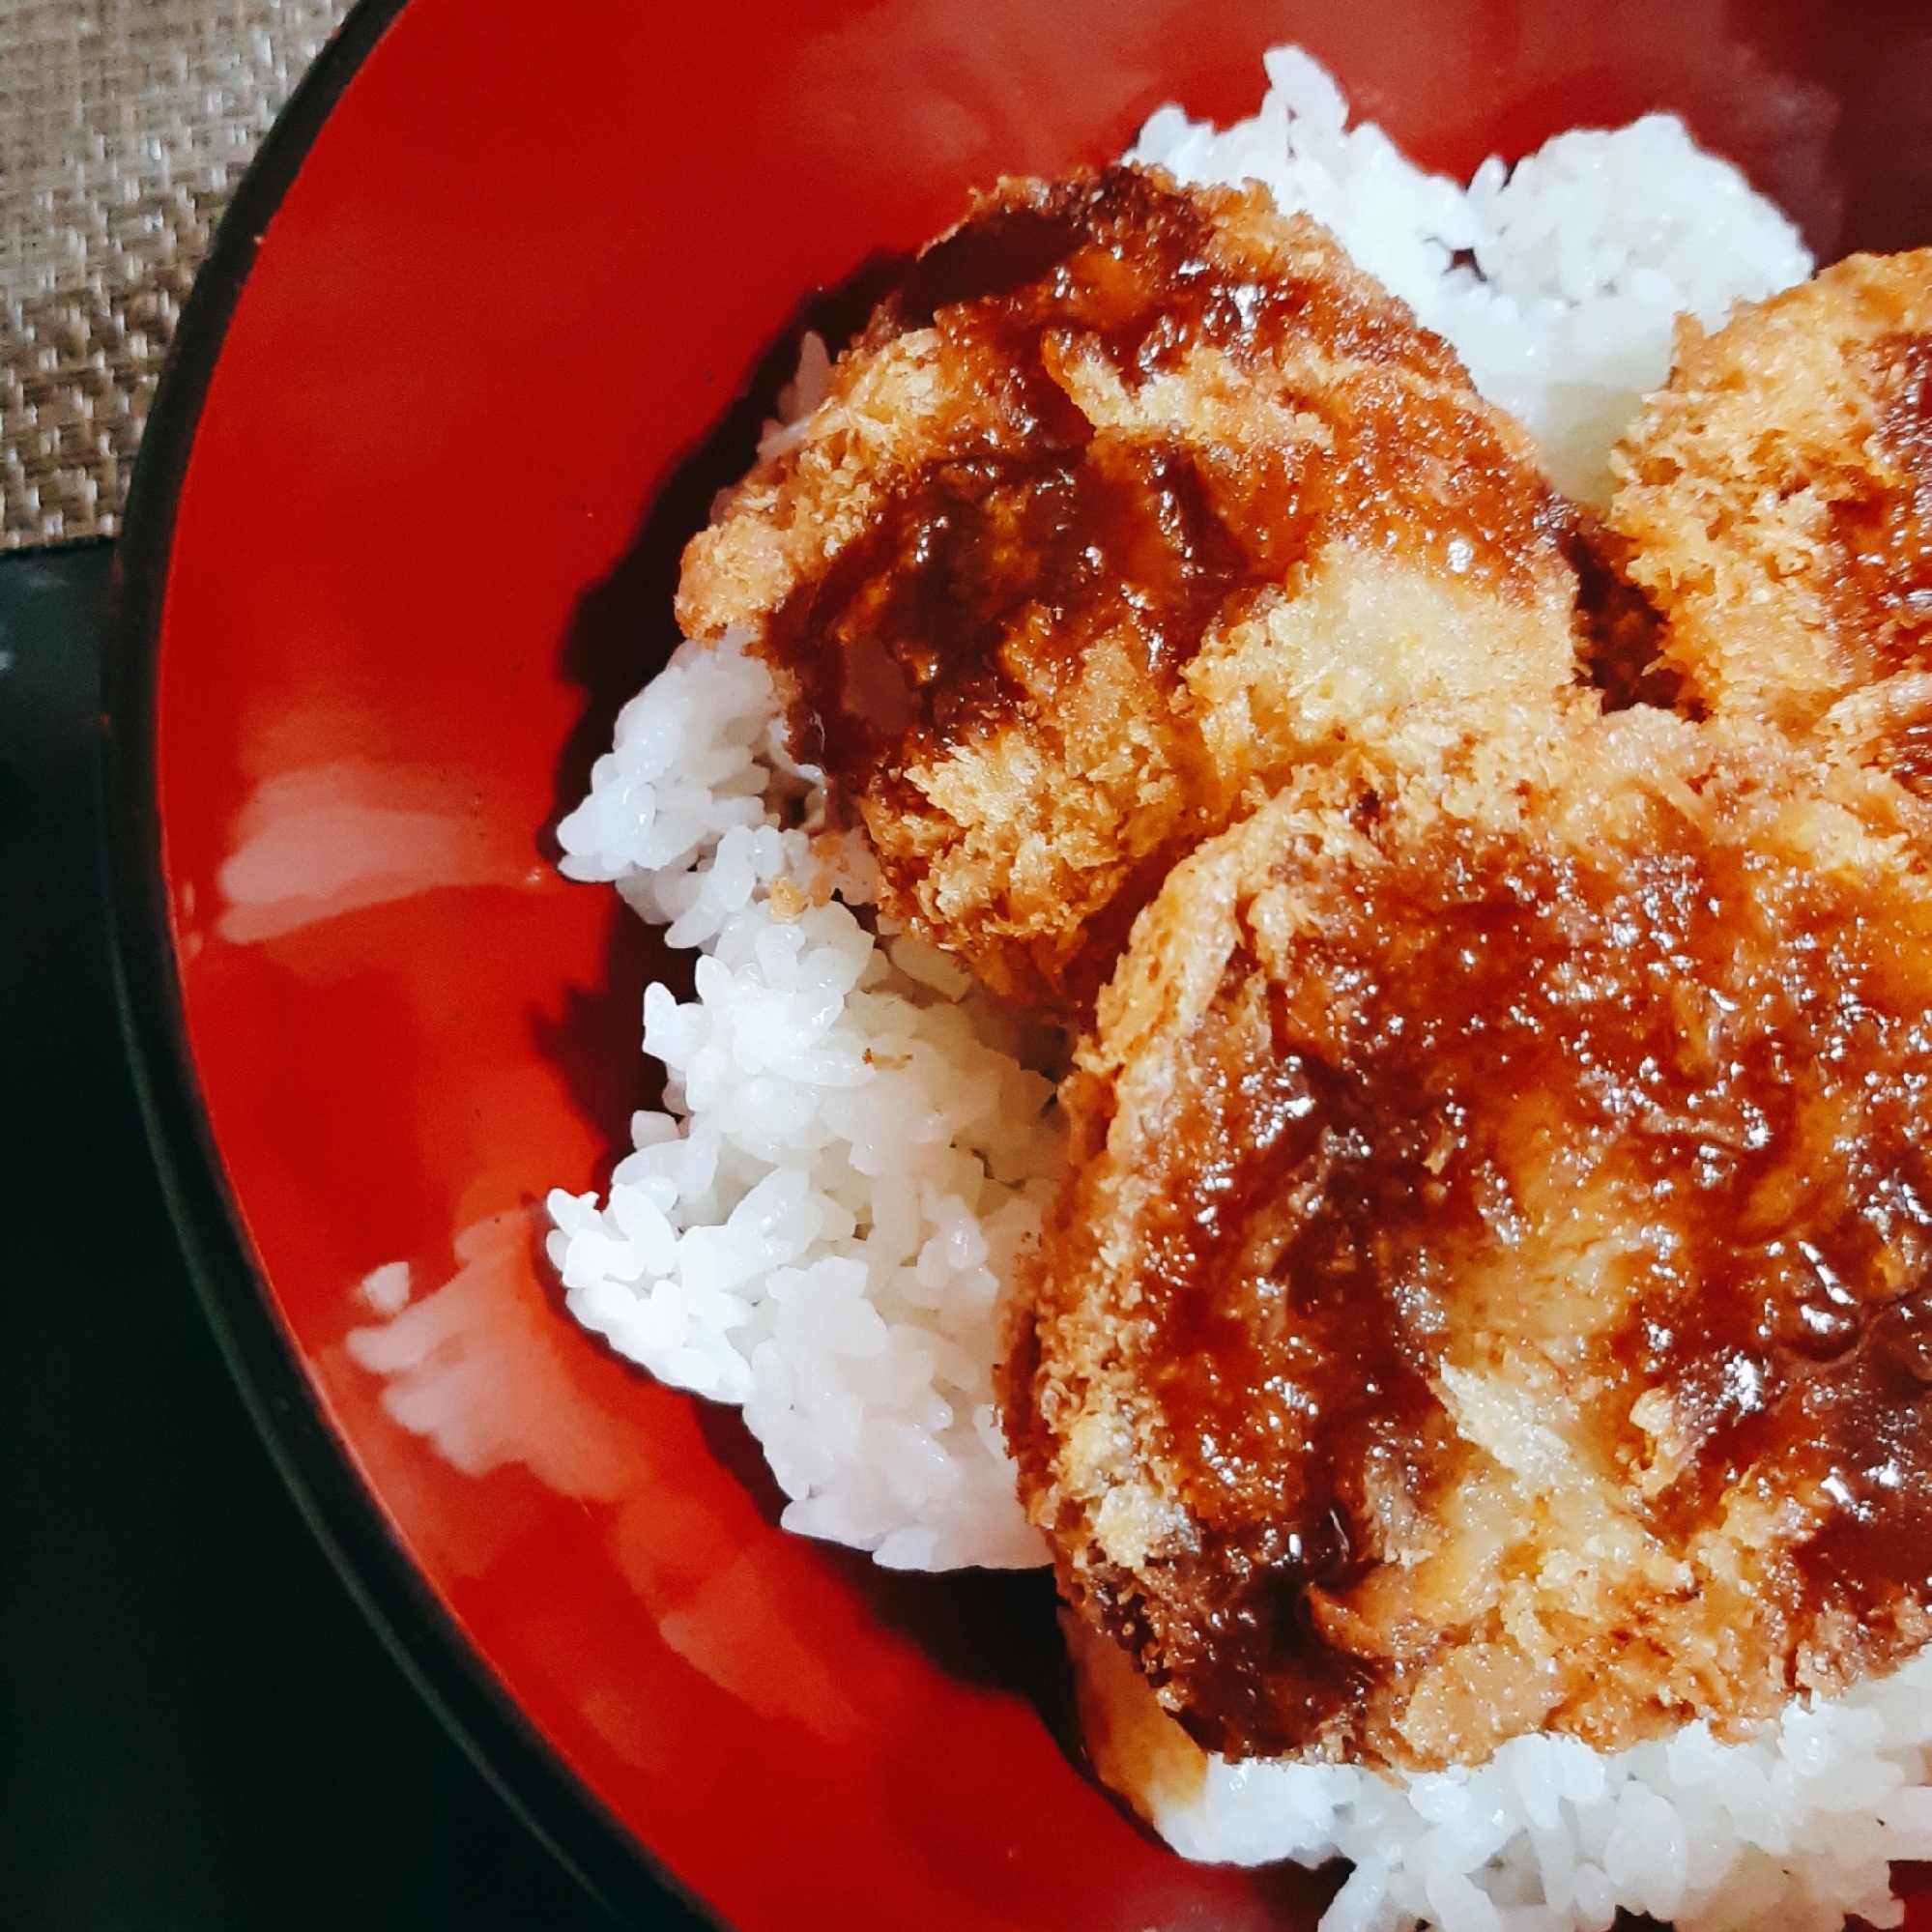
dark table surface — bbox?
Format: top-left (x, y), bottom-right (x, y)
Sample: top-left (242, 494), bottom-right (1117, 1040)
top-left (0, 539), bottom-right (694, 1929)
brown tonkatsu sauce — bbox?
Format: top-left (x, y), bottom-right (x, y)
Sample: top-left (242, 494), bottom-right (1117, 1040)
top-left (790, 435), bottom-right (1248, 789)
top-left (1107, 981), bottom-right (1449, 1752)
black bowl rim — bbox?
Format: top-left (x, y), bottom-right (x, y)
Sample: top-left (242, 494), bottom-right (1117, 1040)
top-left (100, 3), bottom-right (725, 1924)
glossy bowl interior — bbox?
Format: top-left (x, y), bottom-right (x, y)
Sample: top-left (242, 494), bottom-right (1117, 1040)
top-left (111, 0), bottom-right (1932, 1925)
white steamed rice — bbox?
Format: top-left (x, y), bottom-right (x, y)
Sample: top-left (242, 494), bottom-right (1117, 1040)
top-left (1139, 1648), bottom-right (1932, 1931)
top-left (1135, 44), bottom-right (1809, 503)
top-left (541, 44), bottom-right (1932, 1932)
top-left (547, 625), bottom-right (1059, 1571)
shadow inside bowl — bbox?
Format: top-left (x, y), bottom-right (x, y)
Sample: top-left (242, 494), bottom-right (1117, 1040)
top-left (544, 250), bottom-right (920, 854)
top-left (686, 1361), bottom-right (1082, 1751)
top-left (533, 251), bottom-right (919, 1182)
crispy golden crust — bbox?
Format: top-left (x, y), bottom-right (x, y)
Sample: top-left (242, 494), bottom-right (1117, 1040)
top-left (678, 166), bottom-right (1585, 1012)
top-left (679, 171), bottom-right (1932, 1773)
top-left (1004, 706), bottom-right (1932, 1771)
top-left (1608, 249), bottom-right (1932, 732)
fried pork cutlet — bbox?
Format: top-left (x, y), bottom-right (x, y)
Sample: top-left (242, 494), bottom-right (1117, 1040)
top-left (678, 166), bottom-right (1586, 1012)
top-left (1003, 709), bottom-right (1932, 1773)
top-left (1609, 249), bottom-right (1932, 736)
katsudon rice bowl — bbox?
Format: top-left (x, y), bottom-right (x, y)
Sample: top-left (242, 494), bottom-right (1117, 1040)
top-left (537, 37), bottom-right (1932, 1932)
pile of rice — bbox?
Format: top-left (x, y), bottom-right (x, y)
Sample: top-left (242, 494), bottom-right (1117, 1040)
top-left (1135, 45), bottom-right (1808, 504)
top-left (546, 628), bottom-right (1057, 1571)
top-left (1130, 1642), bottom-right (1932, 1931)
top-left (543, 46), bottom-right (1932, 1932)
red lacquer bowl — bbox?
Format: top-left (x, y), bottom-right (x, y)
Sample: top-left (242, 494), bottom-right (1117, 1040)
top-left (103, 0), bottom-right (1932, 1924)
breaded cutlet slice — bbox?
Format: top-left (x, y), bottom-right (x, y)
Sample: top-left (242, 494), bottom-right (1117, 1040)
top-left (678, 166), bottom-right (1589, 1013)
top-left (1003, 708), bottom-right (1932, 1773)
top-left (1608, 249), bottom-right (1932, 736)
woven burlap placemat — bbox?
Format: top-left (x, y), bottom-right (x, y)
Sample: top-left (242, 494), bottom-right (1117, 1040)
top-left (1, 0), bottom-right (354, 548)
